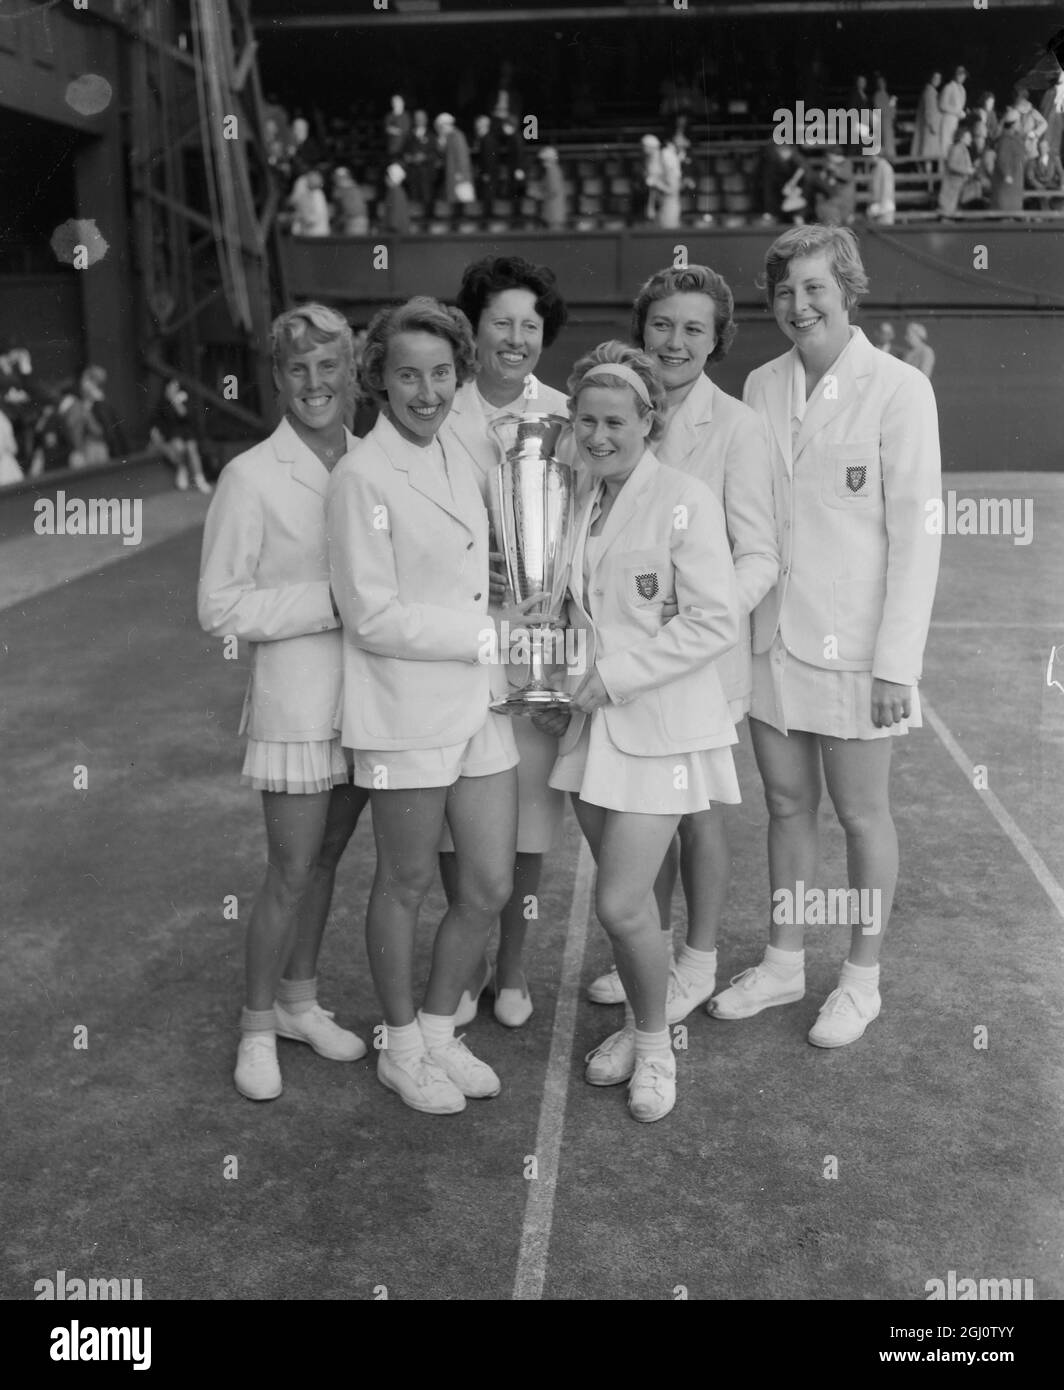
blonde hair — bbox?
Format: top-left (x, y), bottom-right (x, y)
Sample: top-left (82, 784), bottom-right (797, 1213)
top-left (566, 341), bottom-right (667, 443)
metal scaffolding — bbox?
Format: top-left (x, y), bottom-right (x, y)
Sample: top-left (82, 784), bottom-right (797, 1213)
top-left (127, 0), bottom-right (285, 435)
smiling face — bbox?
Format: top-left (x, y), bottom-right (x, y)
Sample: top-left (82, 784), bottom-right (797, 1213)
top-left (573, 384), bottom-right (652, 485)
top-left (381, 330), bottom-right (457, 445)
top-left (642, 291), bottom-right (717, 394)
top-left (275, 339), bottom-right (349, 436)
top-left (772, 252), bottom-right (851, 362)
top-left (475, 288), bottom-right (544, 397)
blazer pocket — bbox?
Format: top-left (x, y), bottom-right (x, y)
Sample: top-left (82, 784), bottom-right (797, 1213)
top-left (617, 549), bottom-right (673, 609)
top-left (822, 440), bottom-right (880, 508)
top-left (831, 575), bottom-right (886, 662)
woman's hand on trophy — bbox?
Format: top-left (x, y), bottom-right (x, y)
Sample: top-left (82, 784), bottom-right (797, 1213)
top-left (497, 590), bottom-right (552, 628)
top-left (531, 707), bottom-right (571, 738)
top-left (572, 666), bottom-right (609, 714)
top-left (489, 550), bottom-right (509, 606)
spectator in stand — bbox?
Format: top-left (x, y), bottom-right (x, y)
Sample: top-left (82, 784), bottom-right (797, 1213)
top-left (904, 323), bottom-right (935, 377)
top-left (0, 347), bottom-right (40, 469)
top-left (29, 387), bottom-right (73, 475)
top-left (938, 126), bottom-right (975, 217)
top-left (471, 114), bottom-right (501, 212)
top-left (670, 113), bottom-right (692, 170)
top-left (289, 170), bottom-right (331, 236)
top-left (990, 109), bottom-right (1028, 214)
top-left (64, 366), bottom-right (115, 469)
top-left (492, 110), bottom-right (527, 215)
top-left (867, 152), bottom-right (896, 224)
top-left (759, 142), bottom-right (808, 223)
top-left (534, 146), bottom-right (568, 229)
top-left (490, 60), bottom-right (522, 123)
top-left (875, 321), bottom-right (896, 354)
top-left (658, 135), bottom-right (683, 229)
top-left (433, 113), bottom-right (475, 227)
top-left (872, 73), bottom-right (897, 160)
top-left (333, 168), bottom-right (369, 236)
top-left (641, 134), bottom-right (665, 222)
top-left (0, 408), bottom-right (21, 485)
top-left (149, 377), bottom-right (212, 494)
top-left (384, 95), bottom-right (411, 160)
top-left (972, 91), bottom-right (1000, 144)
top-left (969, 124), bottom-right (995, 206)
top-left (403, 109), bottom-right (437, 217)
top-left (1040, 68), bottom-right (1064, 158)
top-left (850, 73), bottom-right (870, 112)
top-left (1012, 84), bottom-right (1048, 158)
top-left (288, 116), bottom-right (323, 177)
top-left (811, 147), bottom-right (856, 225)
top-left (1025, 134), bottom-right (1064, 210)
top-left (938, 66), bottom-right (969, 161)
top-left (911, 71), bottom-right (943, 174)
top-left (383, 162), bottom-right (411, 234)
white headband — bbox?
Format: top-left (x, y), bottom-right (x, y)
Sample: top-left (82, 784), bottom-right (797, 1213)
top-left (579, 362), bottom-right (653, 407)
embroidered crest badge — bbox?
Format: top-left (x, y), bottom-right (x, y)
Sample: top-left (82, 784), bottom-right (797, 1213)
top-left (635, 571), bottom-right (659, 600)
top-left (846, 465), bottom-right (867, 493)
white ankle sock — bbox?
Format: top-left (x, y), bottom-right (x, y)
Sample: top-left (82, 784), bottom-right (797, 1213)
top-left (677, 945), bottom-right (717, 982)
top-left (634, 1028), bottom-right (672, 1060)
top-left (764, 944), bottom-right (805, 977)
top-left (417, 1010), bottom-right (455, 1050)
top-left (622, 1001), bottom-right (636, 1030)
top-left (241, 1007), bottom-right (276, 1035)
top-left (277, 976), bottom-right (317, 1015)
top-left (840, 960), bottom-right (880, 991)
top-left (384, 1020), bottom-right (423, 1057)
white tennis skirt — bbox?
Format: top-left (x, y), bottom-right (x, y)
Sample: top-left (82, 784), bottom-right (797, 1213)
top-left (241, 737), bottom-right (350, 795)
top-left (549, 713), bottom-right (741, 816)
top-left (751, 637), bottom-right (922, 740)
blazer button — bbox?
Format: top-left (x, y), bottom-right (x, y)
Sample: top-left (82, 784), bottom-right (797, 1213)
top-left (467, 541), bottom-right (474, 550)
top-left (593, 587), bottom-right (604, 595)
top-left (474, 592), bottom-right (482, 601)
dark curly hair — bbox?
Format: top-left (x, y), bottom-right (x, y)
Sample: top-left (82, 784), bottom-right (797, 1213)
top-left (358, 296), bottom-right (477, 405)
top-left (630, 264), bottom-right (738, 364)
top-left (455, 255), bottom-right (568, 348)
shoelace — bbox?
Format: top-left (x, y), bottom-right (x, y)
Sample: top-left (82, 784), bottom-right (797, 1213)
top-left (242, 1034), bottom-right (275, 1055)
top-left (630, 1056), bottom-right (673, 1100)
top-left (820, 987), bottom-right (859, 1018)
top-left (729, 966), bottom-right (761, 989)
top-left (585, 1029), bottom-right (632, 1064)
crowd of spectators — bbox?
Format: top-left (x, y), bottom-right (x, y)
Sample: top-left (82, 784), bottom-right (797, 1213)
top-left (0, 351), bottom-right (213, 491)
top-left (266, 57), bottom-right (1064, 236)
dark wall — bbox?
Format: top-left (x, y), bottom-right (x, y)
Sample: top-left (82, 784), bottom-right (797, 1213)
top-left (282, 229), bottom-right (1064, 471)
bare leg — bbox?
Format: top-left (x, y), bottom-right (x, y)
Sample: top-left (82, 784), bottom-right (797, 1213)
top-left (366, 786), bottom-right (449, 1026)
top-left (677, 805), bottom-right (730, 952)
top-left (571, 796), bottom-right (680, 1032)
top-left (285, 783), bottom-right (369, 979)
top-left (819, 737), bottom-right (896, 967)
top-left (496, 850), bottom-right (541, 989)
top-left (246, 790), bottom-right (333, 1011)
top-left (424, 768), bottom-right (517, 1015)
top-left (749, 717), bottom-right (822, 951)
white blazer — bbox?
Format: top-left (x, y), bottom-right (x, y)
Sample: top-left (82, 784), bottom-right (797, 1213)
top-left (197, 417), bottom-right (355, 742)
top-left (557, 450), bottom-right (740, 758)
top-left (326, 413), bottom-right (493, 751)
top-left (655, 373), bottom-right (779, 706)
top-left (742, 327), bottom-right (941, 686)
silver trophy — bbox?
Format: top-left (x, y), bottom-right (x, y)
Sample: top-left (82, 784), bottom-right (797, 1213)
top-left (488, 412), bottom-right (575, 716)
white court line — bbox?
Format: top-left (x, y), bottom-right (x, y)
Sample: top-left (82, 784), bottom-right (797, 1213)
top-left (921, 692), bottom-right (1064, 922)
top-left (512, 836), bottom-right (595, 1301)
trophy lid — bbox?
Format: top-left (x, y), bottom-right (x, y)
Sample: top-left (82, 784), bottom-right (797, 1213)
top-left (490, 411), bottom-right (571, 460)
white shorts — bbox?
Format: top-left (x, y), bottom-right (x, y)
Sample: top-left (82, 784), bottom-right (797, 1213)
top-left (352, 711), bottom-right (518, 790)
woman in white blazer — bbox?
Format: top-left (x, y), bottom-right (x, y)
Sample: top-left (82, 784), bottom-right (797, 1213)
top-left (327, 297), bottom-right (544, 1118)
top-left (437, 255), bottom-right (572, 1031)
top-left (538, 342), bottom-right (740, 1123)
top-left (198, 304), bottom-right (370, 1103)
top-left (709, 224), bottom-right (942, 1048)
top-left (585, 264), bottom-right (779, 1025)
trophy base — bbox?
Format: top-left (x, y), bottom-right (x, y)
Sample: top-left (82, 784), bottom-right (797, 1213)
top-left (490, 689), bottom-right (573, 718)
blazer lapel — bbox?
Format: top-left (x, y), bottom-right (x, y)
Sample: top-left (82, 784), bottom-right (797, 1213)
top-left (794, 328), bottom-right (870, 459)
top-left (588, 451), bottom-right (658, 579)
top-left (374, 416), bottom-right (479, 535)
top-left (276, 417), bottom-right (356, 497)
top-left (657, 374), bottom-right (712, 470)
top-left (762, 354), bottom-right (794, 476)
top-left (445, 384), bottom-right (497, 492)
